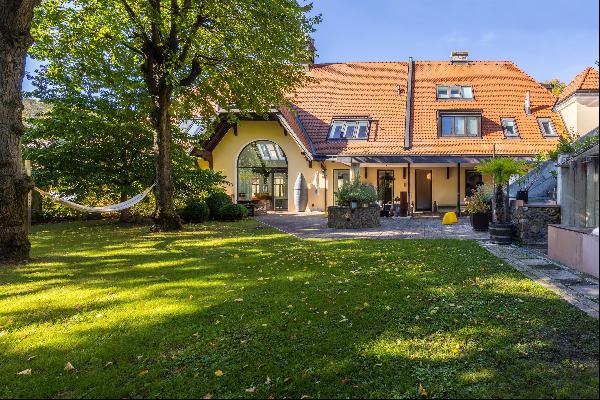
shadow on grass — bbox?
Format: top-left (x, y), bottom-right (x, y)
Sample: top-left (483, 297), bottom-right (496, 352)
top-left (0, 220), bottom-right (597, 398)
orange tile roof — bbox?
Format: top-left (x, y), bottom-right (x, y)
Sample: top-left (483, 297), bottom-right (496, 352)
top-left (285, 60), bottom-right (566, 157)
top-left (557, 66), bottom-right (600, 104)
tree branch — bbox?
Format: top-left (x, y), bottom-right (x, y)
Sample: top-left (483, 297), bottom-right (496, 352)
top-left (179, 57), bottom-right (202, 87)
top-left (177, 8), bottom-right (211, 66)
top-left (119, 0), bottom-right (152, 47)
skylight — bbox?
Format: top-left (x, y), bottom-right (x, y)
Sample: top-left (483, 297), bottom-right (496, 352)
top-left (179, 119), bottom-right (206, 136)
top-left (256, 142), bottom-right (286, 161)
top-left (328, 119), bottom-right (370, 140)
top-left (538, 118), bottom-right (558, 137)
top-left (437, 85), bottom-right (474, 100)
top-left (501, 118), bottom-right (520, 138)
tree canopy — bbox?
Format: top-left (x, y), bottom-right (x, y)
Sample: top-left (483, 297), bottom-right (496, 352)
top-left (30, 0), bottom-right (319, 230)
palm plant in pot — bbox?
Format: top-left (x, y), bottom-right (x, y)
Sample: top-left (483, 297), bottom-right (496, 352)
top-left (476, 157), bottom-right (528, 244)
top-left (465, 184), bottom-right (493, 231)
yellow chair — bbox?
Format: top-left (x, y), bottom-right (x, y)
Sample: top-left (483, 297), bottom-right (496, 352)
top-left (442, 211), bottom-right (458, 225)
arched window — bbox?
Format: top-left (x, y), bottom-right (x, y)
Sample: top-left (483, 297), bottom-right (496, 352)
top-left (237, 141), bottom-right (288, 210)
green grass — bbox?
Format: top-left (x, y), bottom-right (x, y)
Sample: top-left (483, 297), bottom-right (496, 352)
top-left (0, 220), bottom-right (598, 399)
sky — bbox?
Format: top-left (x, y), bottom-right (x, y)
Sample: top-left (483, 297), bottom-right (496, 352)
top-left (23, 0), bottom-right (599, 91)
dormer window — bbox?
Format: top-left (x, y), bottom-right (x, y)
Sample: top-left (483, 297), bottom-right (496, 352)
top-left (437, 85), bottom-right (474, 100)
top-left (537, 118), bottom-right (557, 137)
top-left (328, 119), bottom-right (370, 140)
top-left (438, 110), bottom-right (481, 137)
top-left (501, 118), bottom-right (520, 138)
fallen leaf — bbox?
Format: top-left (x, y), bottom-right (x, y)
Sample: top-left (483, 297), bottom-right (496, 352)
top-left (245, 387), bottom-right (256, 393)
top-left (138, 369), bottom-right (149, 377)
top-left (265, 376), bottom-right (271, 385)
top-left (341, 378), bottom-right (352, 385)
top-left (234, 298), bottom-right (244, 303)
top-left (203, 393), bottom-right (213, 399)
top-left (214, 369), bottom-right (224, 377)
top-left (27, 355), bottom-right (37, 361)
top-left (419, 383), bottom-right (428, 397)
top-left (64, 362), bottom-right (75, 371)
top-left (17, 369), bottom-right (31, 375)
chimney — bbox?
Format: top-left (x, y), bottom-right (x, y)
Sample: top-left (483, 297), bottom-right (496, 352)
top-left (304, 38), bottom-right (316, 71)
top-left (450, 51), bottom-right (469, 64)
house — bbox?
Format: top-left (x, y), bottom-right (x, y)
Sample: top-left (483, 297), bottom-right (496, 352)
top-left (510, 66), bottom-right (599, 203)
top-left (195, 51), bottom-right (567, 213)
top-left (553, 67), bottom-right (599, 137)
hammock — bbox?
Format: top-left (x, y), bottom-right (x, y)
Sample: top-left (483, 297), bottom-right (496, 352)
top-left (34, 184), bottom-right (155, 213)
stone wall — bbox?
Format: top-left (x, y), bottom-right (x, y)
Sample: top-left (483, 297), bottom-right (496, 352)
top-left (511, 205), bottom-right (561, 244)
top-left (327, 206), bottom-right (380, 229)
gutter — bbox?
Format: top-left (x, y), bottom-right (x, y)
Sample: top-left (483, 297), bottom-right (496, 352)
top-left (404, 57), bottom-right (415, 150)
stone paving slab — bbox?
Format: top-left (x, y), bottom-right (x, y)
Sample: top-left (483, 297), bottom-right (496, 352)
top-left (256, 212), bottom-right (488, 240)
top-left (479, 242), bottom-right (599, 319)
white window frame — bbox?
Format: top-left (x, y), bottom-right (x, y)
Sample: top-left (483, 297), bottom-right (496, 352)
top-left (436, 85), bottom-right (474, 100)
top-left (328, 119), bottom-right (371, 140)
top-left (437, 86), bottom-right (449, 99)
top-left (537, 118), bottom-right (557, 137)
top-left (501, 118), bottom-right (520, 138)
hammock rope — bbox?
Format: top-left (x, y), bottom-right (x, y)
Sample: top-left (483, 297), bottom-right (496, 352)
top-left (34, 184), bottom-right (155, 213)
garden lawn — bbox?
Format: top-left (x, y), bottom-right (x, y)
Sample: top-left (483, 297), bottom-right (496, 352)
top-left (0, 220), bottom-right (598, 399)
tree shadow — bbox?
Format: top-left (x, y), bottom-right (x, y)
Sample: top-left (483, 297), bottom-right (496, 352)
top-left (0, 220), bottom-right (597, 398)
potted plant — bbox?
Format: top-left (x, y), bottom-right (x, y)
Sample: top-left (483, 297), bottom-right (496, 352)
top-left (464, 184), bottom-right (493, 231)
top-left (329, 178), bottom-right (380, 229)
top-left (336, 178), bottom-right (378, 208)
top-left (476, 157), bottom-right (528, 244)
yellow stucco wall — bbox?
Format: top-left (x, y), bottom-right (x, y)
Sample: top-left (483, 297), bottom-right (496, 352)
top-left (211, 120), bottom-right (326, 211)
top-left (208, 120), bottom-right (491, 212)
top-left (325, 165), bottom-right (490, 210)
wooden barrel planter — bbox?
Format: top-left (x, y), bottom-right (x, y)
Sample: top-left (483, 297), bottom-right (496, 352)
top-left (489, 223), bottom-right (513, 245)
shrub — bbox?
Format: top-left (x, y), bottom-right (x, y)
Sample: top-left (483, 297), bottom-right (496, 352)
top-left (179, 200), bottom-right (210, 223)
top-left (335, 179), bottom-right (378, 207)
top-left (205, 192), bottom-right (232, 219)
top-left (217, 204), bottom-right (248, 221)
top-left (464, 184), bottom-right (493, 215)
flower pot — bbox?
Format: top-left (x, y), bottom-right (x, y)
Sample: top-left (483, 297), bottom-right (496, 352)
top-left (516, 190), bottom-right (528, 203)
top-left (470, 212), bottom-right (492, 231)
top-left (489, 223), bottom-right (513, 245)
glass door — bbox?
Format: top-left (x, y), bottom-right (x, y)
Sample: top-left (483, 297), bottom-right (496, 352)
top-left (377, 170), bottom-right (395, 204)
top-left (272, 170), bottom-right (288, 210)
top-left (465, 170), bottom-right (484, 196)
top-left (333, 169), bottom-right (350, 205)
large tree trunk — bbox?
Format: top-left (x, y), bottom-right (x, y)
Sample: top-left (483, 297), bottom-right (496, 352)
top-left (150, 88), bottom-right (181, 231)
top-left (118, 191), bottom-right (131, 223)
top-left (0, 1), bottom-right (37, 261)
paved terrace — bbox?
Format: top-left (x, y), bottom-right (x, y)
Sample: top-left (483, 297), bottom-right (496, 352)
top-left (256, 211), bottom-right (488, 240)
